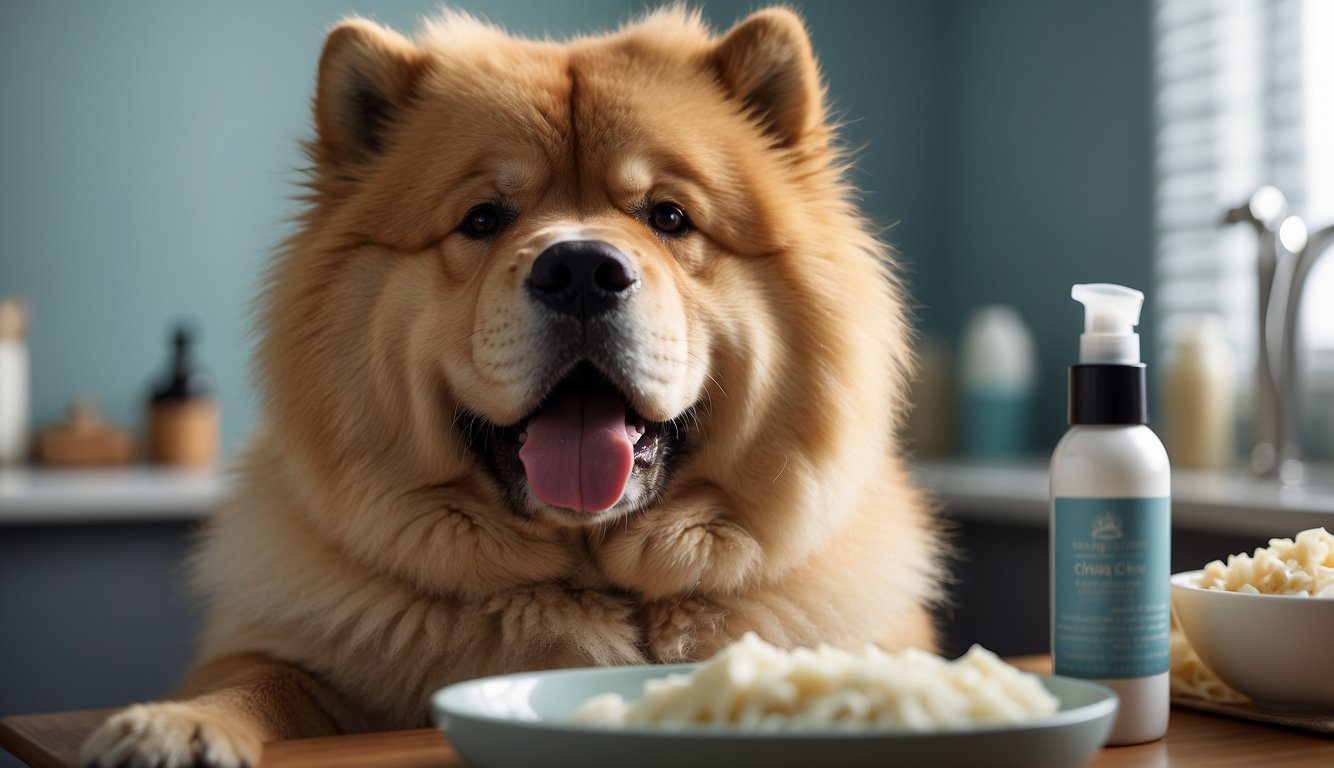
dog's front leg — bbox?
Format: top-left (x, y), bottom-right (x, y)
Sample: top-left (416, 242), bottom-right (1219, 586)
top-left (596, 487), bottom-right (764, 599)
top-left (80, 652), bottom-right (363, 768)
top-left (485, 584), bottom-right (647, 668)
top-left (638, 596), bottom-right (729, 663)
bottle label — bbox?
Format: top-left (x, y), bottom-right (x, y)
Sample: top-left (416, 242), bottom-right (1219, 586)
top-left (1053, 496), bottom-right (1170, 679)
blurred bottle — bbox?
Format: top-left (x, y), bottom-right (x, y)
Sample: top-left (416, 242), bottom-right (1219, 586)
top-left (959, 305), bottom-right (1036, 458)
top-left (1165, 315), bottom-right (1236, 470)
top-left (907, 335), bottom-right (956, 457)
top-left (0, 297), bottom-right (29, 464)
top-left (147, 324), bottom-right (220, 467)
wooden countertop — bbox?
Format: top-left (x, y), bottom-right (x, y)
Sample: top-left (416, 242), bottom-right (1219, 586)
top-left (2, 657), bottom-right (1329, 768)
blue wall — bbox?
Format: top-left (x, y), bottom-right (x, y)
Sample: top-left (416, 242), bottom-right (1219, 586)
top-left (711, 0), bottom-right (1156, 451)
top-left (0, 0), bottom-right (956, 454)
top-left (0, 0), bottom-right (1154, 453)
top-left (940, 0), bottom-right (1154, 445)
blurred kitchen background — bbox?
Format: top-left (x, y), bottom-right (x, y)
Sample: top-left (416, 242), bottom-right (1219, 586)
top-left (1, 0), bottom-right (1332, 749)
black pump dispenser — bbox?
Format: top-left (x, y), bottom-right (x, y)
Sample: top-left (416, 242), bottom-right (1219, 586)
top-left (1067, 284), bottom-right (1148, 426)
top-left (152, 325), bottom-right (212, 403)
top-left (1069, 364), bottom-right (1148, 425)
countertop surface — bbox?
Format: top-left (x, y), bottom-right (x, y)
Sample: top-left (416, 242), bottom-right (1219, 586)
top-left (915, 459), bottom-right (1334, 537)
top-left (1, 460), bottom-right (1330, 535)
top-left (0, 466), bottom-right (224, 524)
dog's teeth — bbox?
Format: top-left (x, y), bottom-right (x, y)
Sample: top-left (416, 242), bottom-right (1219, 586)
top-left (517, 431), bottom-right (527, 445)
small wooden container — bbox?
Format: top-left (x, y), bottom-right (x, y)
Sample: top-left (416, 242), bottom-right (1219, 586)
top-left (36, 398), bottom-right (137, 466)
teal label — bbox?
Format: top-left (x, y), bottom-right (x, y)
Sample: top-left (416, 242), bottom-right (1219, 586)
top-left (1053, 497), bottom-right (1170, 679)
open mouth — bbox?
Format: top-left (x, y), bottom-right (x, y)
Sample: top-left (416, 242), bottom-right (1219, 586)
top-left (463, 363), bottom-right (678, 516)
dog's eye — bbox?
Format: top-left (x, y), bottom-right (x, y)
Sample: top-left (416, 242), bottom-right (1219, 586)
top-left (648, 202), bottom-right (689, 236)
top-left (461, 204), bottom-right (501, 238)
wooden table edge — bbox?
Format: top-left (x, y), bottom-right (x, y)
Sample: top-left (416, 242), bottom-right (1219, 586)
top-left (0, 708), bottom-right (118, 768)
top-left (4, 655), bottom-right (1332, 768)
top-left (0, 717), bottom-right (50, 768)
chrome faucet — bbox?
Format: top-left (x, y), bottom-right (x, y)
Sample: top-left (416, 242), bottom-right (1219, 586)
top-left (1275, 219), bottom-right (1334, 483)
top-left (1225, 187), bottom-right (1334, 483)
top-left (1224, 187), bottom-right (1289, 477)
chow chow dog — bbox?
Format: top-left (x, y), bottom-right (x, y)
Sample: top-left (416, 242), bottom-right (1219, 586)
top-left (82, 7), bottom-right (939, 766)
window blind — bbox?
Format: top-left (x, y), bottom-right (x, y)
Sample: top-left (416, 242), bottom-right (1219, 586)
top-left (1151, 0), bottom-right (1310, 374)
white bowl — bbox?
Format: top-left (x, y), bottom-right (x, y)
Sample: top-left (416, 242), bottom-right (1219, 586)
top-left (432, 663), bottom-right (1118, 768)
top-left (1171, 570), bottom-right (1334, 714)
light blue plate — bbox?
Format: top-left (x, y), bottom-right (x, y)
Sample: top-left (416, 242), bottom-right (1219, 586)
top-left (432, 663), bottom-right (1118, 768)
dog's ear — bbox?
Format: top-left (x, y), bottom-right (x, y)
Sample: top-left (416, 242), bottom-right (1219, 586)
top-left (712, 8), bottom-right (824, 148)
top-left (314, 18), bottom-right (426, 167)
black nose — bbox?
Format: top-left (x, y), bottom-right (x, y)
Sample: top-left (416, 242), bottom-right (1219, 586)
top-left (527, 240), bottom-right (639, 319)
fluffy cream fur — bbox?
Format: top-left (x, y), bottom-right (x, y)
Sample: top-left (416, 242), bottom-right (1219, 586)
top-left (81, 8), bottom-right (940, 767)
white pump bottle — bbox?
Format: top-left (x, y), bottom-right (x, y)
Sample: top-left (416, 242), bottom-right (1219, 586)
top-left (1050, 284), bottom-right (1171, 745)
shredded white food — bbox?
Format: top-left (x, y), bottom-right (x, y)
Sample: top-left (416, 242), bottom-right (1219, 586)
top-left (570, 632), bottom-right (1058, 731)
top-left (1168, 611), bottom-right (1246, 704)
top-left (1197, 527), bottom-right (1334, 597)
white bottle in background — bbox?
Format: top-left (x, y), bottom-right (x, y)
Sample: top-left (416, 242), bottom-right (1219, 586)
top-left (0, 297), bottom-right (30, 464)
top-left (1165, 314), bottom-right (1236, 470)
top-left (1050, 284), bottom-right (1170, 746)
top-left (959, 305), bottom-right (1036, 458)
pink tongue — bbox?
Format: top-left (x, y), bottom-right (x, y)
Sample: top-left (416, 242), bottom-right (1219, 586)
top-left (518, 386), bottom-right (634, 512)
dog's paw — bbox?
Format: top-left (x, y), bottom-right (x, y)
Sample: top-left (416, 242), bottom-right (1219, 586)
top-left (642, 597), bottom-right (727, 663)
top-left (80, 702), bottom-right (261, 768)
top-left (486, 584), bottom-right (645, 668)
top-left (599, 509), bottom-right (764, 598)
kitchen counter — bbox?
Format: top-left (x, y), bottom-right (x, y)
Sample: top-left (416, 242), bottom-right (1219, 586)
top-left (0, 466), bottom-right (224, 525)
top-left (916, 458), bottom-right (1334, 537)
top-left (2, 460), bottom-right (1330, 535)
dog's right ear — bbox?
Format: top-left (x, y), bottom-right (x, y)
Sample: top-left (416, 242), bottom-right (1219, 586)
top-left (314, 19), bottom-right (426, 168)
top-left (712, 8), bottom-right (824, 150)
